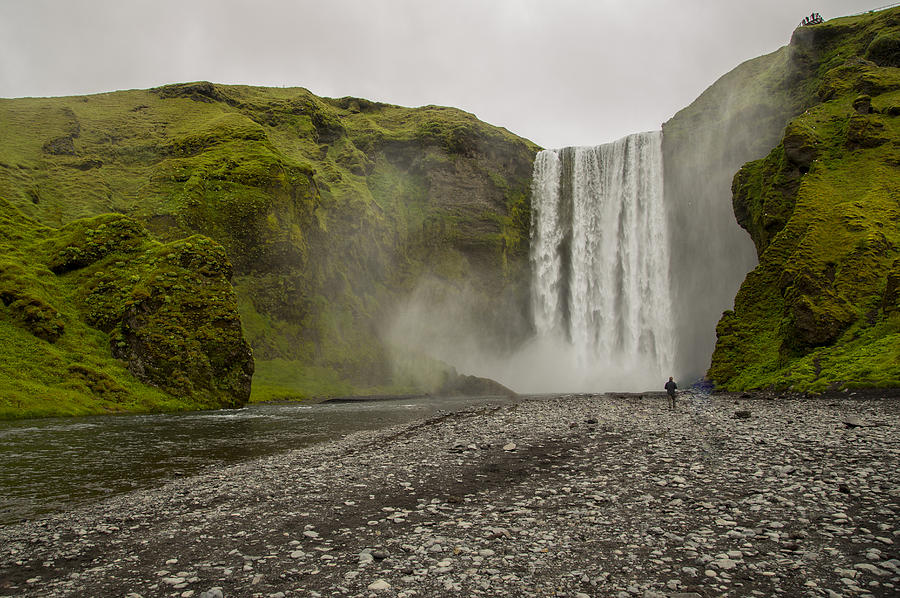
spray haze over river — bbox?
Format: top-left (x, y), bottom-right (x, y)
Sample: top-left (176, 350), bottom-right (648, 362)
top-left (389, 127), bottom-right (755, 393)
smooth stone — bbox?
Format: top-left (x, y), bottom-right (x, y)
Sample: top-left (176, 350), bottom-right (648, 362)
top-left (368, 579), bottom-right (391, 591)
top-left (713, 558), bottom-right (738, 570)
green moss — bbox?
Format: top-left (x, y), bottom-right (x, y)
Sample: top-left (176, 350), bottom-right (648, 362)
top-left (865, 31), bottom-right (900, 67)
top-left (709, 9), bottom-right (900, 391)
top-left (168, 112), bottom-right (267, 155)
top-left (0, 259), bottom-right (65, 341)
top-left (250, 359), bottom-right (351, 402)
top-left (249, 358), bottom-right (419, 403)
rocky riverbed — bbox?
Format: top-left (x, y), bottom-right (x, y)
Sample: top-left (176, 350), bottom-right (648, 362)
top-left (1, 392), bottom-right (898, 598)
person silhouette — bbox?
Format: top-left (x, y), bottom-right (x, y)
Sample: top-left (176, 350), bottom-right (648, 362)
top-left (664, 376), bottom-right (677, 409)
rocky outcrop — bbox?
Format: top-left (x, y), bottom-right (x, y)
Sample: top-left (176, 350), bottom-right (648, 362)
top-left (0, 273), bottom-right (65, 342)
top-left (151, 81), bottom-right (239, 105)
top-left (51, 215), bottom-right (253, 406)
top-left (883, 259), bottom-right (900, 314)
top-left (666, 7), bottom-right (900, 389)
top-left (865, 31), bottom-right (900, 66)
top-left (661, 45), bottom-right (809, 381)
top-left (437, 368), bottom-right (517, 398)
top-left (0, 199), bottom-right (253, 416)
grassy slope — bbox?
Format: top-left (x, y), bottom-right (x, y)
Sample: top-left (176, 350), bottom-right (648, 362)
top-left (0, 83), bottom-right (539, 406)
top-left (708, 8), bottom-right (900, 391)
top-left (0, 199), bottom-right (251, 417)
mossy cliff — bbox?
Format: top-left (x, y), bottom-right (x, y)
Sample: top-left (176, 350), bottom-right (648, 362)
top-left (0, 198), bottom-right (252, 417)
top-left (0, 83), bottom-right (538, 408)
top-left (708, 8), bottom-right (900, 391)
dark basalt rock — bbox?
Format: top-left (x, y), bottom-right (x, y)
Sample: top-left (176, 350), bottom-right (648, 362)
top-left (846, 113), bottom-right (889, 148)
top-left (853, 94), bottom-right (874, 114)
top-left (786, 293), bottom-right (855, 348)
top-left (42, 134), bottom-right (76, 156)
top-left (782, 123), bottom-right (820, 168)
top-left (882, 259), bottom-right (900, 314)
top-left (438, 368), bottom-right (517, 398)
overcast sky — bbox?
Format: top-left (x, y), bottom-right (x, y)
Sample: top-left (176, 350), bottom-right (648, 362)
top-left (0, 0), bottom-right (888, 148)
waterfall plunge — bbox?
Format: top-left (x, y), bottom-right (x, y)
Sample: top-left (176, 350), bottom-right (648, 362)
top-left (386, 131), bottom-right (679, 394)
top-left (529, 131), bottom-right (675, 391)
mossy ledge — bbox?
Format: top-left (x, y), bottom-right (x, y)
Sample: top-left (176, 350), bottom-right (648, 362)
top-left (708, 7), bottom-right (900, 392)
top-left (0, 198), bottom-right (252, 417)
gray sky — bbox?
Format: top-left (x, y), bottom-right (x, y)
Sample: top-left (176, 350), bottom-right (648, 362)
top-left (0, 0), bottom-right (887, 148)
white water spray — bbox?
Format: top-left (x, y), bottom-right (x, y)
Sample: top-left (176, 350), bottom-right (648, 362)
top-left (530, 131), bottom-right (675, 390)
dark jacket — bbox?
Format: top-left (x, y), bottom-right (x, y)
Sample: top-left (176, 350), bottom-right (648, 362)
top-left (665, 380), bottom-right (677, 394)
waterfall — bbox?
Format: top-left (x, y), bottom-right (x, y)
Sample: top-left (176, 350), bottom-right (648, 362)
top-left (530, 131), bottom-right (675, 390)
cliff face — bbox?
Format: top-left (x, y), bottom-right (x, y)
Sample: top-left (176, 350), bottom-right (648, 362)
top-left (661, 36), bottom-right (818, 381)
top-left (0, 84), bottom-right (538, 406)
top-left (708, 8), bottom-right (900, 391)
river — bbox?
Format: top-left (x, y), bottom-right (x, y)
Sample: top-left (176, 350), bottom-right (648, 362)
top-left (0, 395), bottom-right (520, 525)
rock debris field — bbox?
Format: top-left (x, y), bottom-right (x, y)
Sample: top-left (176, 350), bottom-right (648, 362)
top-left (1, 393), bottom-right (899, 598)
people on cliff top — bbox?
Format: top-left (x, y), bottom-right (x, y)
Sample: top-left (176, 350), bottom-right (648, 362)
top-left (801, 12), bottom-right (824, 27)
top-left (665, 376), bottom-right (677, 410)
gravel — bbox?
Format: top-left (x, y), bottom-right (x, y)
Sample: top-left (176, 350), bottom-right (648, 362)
top-left (1, 392), bottom-right (898, 597)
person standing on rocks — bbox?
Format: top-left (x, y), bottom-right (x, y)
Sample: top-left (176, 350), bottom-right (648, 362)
top-left (664, 376), bottom-right (677, 409)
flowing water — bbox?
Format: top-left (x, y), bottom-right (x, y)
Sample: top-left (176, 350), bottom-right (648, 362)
top-left (530, 131), bottom-right (675, 389)
top-left (0, 395), bottom-right (519, 525)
